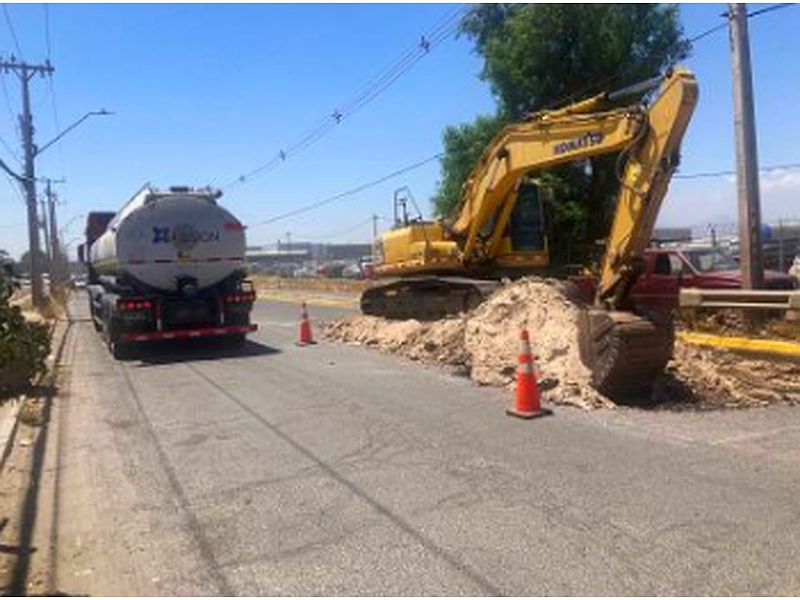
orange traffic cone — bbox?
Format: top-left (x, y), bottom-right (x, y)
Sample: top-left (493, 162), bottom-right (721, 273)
top-left (506, 328), bottom-right (552, 420)
top-left (297, 301), bottom-right (316, 346)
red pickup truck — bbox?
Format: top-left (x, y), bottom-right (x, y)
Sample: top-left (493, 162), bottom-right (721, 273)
top-left (570, 246), bottom-right (796, 310)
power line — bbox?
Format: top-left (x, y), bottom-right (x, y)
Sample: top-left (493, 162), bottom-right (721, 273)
top-left (222, 4), bottom-right (467, 190)
top-left (43, 3), bottom-right (52, 58)
top-left (250, 152), bottom-right (442, 228)
top-left (675, 162), bottom-right (800, 180)
top-left (2, 5), bottom-right (23, 58)
top-left (301, 216), bottom-right (376, 241)
top-left (748, 3), bottom-right (796, 19)
top-left (42, 4), bottom-right (65, 178)
top-left (688, 22), bottom-right (728, 45)
top-left (246, 3), bottom-right (797, 227)
top-left (0, 131), bottom-right (17, 161)
top-left (2, 171), bottom-right (25, 205)
top-left (688, 3), bottom-right (798, 45)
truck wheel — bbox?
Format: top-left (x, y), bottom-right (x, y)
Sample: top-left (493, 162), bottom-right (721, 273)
top-left (109, 340), bottom-right (129, 360)
top-left (103, 313), bottom-right (127, 359)
top-left (226, 333), bottom-right (246, 347)
top-left (88, 298), bottom-right (103, 331)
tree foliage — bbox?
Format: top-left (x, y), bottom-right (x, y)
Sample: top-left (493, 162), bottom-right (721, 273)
top-left (19, 249), bottom-right (51, 275)
top-left (433, 4), bottom-right (690, 264)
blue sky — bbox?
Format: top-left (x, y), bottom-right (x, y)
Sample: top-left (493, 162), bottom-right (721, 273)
top-left (0, 3), bottom-right (799, 259)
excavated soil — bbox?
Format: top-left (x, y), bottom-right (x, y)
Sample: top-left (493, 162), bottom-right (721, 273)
top-left (322, 277), bottom-right (800, 411)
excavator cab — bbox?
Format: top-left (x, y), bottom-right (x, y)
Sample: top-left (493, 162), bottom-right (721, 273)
top-left (506, 181), bottom-right (547, 254)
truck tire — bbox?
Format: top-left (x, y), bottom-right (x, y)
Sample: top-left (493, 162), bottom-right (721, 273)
top-left (226, 333), bottom-right (246, 347)
top-left (108, 339), bottom-right (129, 360)
top-left (102, 309), bottom-right (128, 359)
top-left (88, 297), bottom-right (102, 331)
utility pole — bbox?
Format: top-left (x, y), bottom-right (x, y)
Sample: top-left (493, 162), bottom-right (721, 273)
top-left (729, 3), bottom-right (764, 289)
top-left (46, 179), bottom-right (63, 283)
top-left (0, 57), bottom-right (55, 307)
top-left (372, 214), bottom-right (378, 245)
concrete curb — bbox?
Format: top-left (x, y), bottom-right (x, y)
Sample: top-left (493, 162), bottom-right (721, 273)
top-left (0, 315), bottom-right (69, 477)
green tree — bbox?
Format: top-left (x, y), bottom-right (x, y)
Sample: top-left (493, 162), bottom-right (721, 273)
top-left (19, 249), bottom-right (50, 276)
top-left (434, 4), bottom-right (690, 264)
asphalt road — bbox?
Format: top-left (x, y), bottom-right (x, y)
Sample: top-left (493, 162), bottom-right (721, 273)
top-left (23, 293), bottom-right (800, 595)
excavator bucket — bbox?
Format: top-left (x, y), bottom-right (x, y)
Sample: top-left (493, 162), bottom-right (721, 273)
top-left (577, 309), bottom-right (674, 400)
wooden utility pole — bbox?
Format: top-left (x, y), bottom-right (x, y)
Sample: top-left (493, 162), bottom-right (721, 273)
top-left (46, 180), bottom-right (63, 283)
top-left (0, 57), bottom-right (55, 307)
top-left (729, 3), bottom-right (764, 289)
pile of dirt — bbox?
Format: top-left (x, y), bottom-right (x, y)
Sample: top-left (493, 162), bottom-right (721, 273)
top-left (324, 278), bottom-right (611, 410)
top-left (656, 342), bottom-right (800, 409)
top-left (322, 277), bottom-right (800, 411)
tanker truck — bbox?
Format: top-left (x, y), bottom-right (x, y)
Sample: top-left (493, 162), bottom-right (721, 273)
top-left (79, 185), bottom-right (257, 358)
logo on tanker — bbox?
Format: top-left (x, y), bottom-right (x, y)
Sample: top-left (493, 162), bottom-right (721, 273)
top-left (152, 224), bottom-right (220, 251)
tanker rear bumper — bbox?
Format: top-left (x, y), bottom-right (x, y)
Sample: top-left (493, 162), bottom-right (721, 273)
top-left (121, 324), bottom-right (257, 343)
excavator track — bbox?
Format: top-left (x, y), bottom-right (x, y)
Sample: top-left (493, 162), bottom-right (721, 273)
top-left (577, 308), bottom-right (674, 400)
top-left (360, 277), bottom-right (501, 321)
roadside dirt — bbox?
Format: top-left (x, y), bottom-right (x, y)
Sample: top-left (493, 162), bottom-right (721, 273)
top-left (322, 277), bottom-right (800, 411)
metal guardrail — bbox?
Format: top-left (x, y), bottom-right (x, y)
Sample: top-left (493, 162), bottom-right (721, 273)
top-left (679, 288), bottom-right (800, 314)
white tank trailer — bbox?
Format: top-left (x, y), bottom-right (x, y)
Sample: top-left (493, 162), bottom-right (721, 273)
top-left (83, 185), bottom-right (257, 357)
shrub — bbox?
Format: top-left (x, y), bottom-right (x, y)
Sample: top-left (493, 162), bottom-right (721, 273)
top-left (0, 272), bottom-right (52, 398)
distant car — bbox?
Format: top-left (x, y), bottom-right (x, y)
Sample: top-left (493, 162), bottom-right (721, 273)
top-left (341, 263), bottom-right (363, 279)
top-left (360, 261), bottom-right (376, 279)
top-left (72, 274), bottom-right (88, 289)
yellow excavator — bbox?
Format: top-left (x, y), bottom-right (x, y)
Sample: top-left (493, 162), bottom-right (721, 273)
top-left (361, 67), bottom-right (699, 397)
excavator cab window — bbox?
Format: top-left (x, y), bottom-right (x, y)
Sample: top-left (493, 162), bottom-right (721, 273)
top-left (507, 181), bottom-right (546, 252)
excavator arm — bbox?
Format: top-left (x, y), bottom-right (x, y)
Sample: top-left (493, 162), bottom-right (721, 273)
top-left (451, 105), bottom-right (643, 262)
top-left (576, 68), bottom-right (698, 396)
top-left (596, 67), bottom-right (698, 307)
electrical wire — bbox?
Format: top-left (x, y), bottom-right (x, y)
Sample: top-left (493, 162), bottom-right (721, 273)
top-left (44, 3), bottom-right (52, 57)
top-left (2, 171), bottom-right (25, 204)
top-left (249, 152), bottom-right (442, 228)
top-left (675, 162), bottom-right (800, 180)
top-left (2, 5), bottom-right (23, 58)
top-left (301, 216), bottom-right (376, 241)
top-left (552, 4), bottom-right (798, 111)
top-left (42, 3), bottom-right (65, 178)
top-left (687, 3), bottom-right (798, 45)
top-left (240, 2), bottom-right (797, 230)
top-left (222, 4), bottom-right (467, 190)
top-left (688, 22), bottom-right (728, 45)
top-left (748, 3), bottom-right (797, 19)
top-left (0, 132), bottom-right (17, 161)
